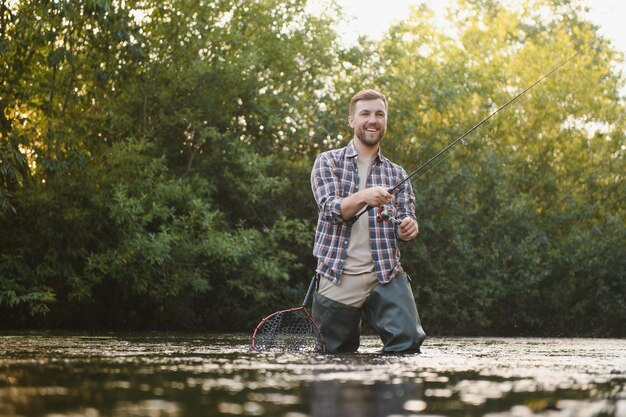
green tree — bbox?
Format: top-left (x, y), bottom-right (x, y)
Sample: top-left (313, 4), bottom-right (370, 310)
top-left (0, 0), bottom-right (339, 328)
top-left (1, 0), bottom-right (623, 335)
top-left (372, 0), bottom-right (625, 335)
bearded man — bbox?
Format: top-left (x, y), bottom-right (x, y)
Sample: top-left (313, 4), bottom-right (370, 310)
top-left (310, 89), bottom-right (426, 353)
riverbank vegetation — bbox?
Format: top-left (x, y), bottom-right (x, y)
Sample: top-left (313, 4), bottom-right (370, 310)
top-left (1, 0), bottom-right (624, 336)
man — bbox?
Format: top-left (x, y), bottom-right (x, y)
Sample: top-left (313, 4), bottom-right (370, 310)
top-left (310, 89), bottom-right (426, 353)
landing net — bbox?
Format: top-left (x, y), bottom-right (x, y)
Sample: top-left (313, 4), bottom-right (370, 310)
top-left (250, 306), bottom-right (325, 353)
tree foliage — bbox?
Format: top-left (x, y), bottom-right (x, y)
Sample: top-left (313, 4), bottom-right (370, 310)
top-left (0, 0), bottom-right (623, 335)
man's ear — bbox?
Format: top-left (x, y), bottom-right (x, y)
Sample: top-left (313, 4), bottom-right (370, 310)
top-left (348, 115), bottom-right (354, 128)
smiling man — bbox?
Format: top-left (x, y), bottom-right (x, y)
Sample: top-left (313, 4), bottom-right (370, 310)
top-left (310, 89), bottom-right (426, 353)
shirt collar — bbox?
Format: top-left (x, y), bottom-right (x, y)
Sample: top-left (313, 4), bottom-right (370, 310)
top-left (346, 140), bottom-right (385, 163)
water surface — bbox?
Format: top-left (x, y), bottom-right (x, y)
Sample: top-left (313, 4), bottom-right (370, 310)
top-left (0, 333), bottom-right (624, 416)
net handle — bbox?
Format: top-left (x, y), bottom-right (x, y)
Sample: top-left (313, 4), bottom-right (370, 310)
top-left (302, 275), bottom-right (318, 306)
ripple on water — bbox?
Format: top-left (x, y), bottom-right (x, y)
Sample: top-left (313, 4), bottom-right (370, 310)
top-left (0, 334), bottom-right (624, 417)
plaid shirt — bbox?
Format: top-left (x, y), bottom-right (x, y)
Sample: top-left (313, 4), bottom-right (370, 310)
top-left (311, 140), bottom-right (417, 284)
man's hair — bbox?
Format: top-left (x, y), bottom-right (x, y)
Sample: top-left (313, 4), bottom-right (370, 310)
top-left (349, 89), bottom-right (388, 116)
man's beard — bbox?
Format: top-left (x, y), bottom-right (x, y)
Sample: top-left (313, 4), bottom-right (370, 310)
top-left (355, 125), bottom-right (385, 147)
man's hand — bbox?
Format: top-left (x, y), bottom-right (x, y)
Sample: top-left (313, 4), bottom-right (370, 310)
top-left (397, 217), bottom-right (418, 241)
top-left (360, 186), bottom-right (392, 207)
top-left (341, 186), bottom-right (391, 220)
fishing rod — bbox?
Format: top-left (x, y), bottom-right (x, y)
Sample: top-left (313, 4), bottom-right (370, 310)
top-left (350, 39), bottom-right (598, 224)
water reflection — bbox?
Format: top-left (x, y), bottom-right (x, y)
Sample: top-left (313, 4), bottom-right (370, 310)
top-left (310, 379), bottom-right (423, 417)
top-left (0, 334), bottom-right (624, 417)
top-left (113, 400), bottom-right (182, 417)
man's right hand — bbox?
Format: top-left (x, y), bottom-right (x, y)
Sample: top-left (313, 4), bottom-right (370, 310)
top-left (341, 186), bottom-right (392, 220)
top-left (360, 186), bottom-right (392, 207)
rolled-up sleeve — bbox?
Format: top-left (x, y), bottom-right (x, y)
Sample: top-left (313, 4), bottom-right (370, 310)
top-left (311, 153), bottom-right (345, 224)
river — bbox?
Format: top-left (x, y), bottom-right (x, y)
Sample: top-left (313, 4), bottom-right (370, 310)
top-left (0, 333), bottom-right (624, 416)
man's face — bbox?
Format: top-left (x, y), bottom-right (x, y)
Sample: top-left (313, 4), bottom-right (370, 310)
top-left (349, 98), bottom-right (387, 147)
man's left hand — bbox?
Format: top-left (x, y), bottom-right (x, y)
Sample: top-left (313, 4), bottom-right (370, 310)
top-left (397, 217), bottom-right (419, 241)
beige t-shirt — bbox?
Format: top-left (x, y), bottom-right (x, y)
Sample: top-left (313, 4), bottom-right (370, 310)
top-left (342, 157), bottom-right (375, 275)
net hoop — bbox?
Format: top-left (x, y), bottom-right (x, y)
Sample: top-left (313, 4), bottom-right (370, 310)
top-left (250, 305), bottom-right (326, 353)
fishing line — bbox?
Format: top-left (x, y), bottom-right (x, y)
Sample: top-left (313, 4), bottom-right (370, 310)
top-left (350, 39), bottom-right (599, 223)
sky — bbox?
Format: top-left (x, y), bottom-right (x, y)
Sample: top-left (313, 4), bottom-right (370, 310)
top-left (325, 0), bottom-right (625, 50)
top-left (309, 0), bottom-right (625, 87)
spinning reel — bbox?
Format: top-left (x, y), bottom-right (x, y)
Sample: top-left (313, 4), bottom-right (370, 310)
top-left (376, 206), bottom-right (391, 223)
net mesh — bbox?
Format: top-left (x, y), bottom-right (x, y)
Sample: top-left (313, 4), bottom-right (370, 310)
top-left (251, 307), bottom-right (325, 352)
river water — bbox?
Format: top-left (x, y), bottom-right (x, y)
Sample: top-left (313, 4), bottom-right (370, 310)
top-left (0, 333), bottom-right (624, 417)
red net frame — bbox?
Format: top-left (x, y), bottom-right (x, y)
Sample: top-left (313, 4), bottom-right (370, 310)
top-left (250, 276), bottom-right (326, 353)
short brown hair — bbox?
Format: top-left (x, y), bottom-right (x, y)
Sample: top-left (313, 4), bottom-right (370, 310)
top-left (349, 89), bottom-right (388, 115)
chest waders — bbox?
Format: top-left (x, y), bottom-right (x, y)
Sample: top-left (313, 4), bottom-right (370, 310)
top-left (313, 273), bottom-right (425, 353)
